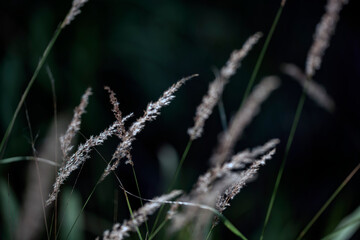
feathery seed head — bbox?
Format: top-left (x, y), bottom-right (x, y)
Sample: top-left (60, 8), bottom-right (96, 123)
top-left (210, 76), bottom-right (280, 167)
top-left (282, 63), bottom-right (335, 112)
top-left (213, 147), bottom-right (277, 226)
top-left (100, 190), bottom-right (182, 240)
top-left (60, 87), bottom-right (92, 161)
top-left (101, 75), bottom-right (197, 181)
top-left (47, 120), bottom-right (121, 206)
top-left (61, 0), bottom-right (89, 28)
top-left (188, 33), bottom-right (262, 140)
top-left (305, 0), bottom-right (348, 78)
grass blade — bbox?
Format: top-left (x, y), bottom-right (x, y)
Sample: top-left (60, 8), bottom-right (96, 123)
top-left (0, 156), bottom-right (60, 166)
top-left (260, 90), bottom-right (306, 240)
top-left (150, 140), bottom-right (193, 236)
top-left (321, 205), bottom-right (360, 240)
top-left (0, 177), bottom-right (19, 240)
top-left (61, 188), bottom-right (85, 240)
top-left (240, 1), bottom-right (285, 108)
top-left (0, 25), bottom-right (62, 158)
top-left (322, 210), bottom-right (360, 240)
top-left (131, 165), bottom-right (149, 235)
top-left (296, 163), bottom-right (360, 240)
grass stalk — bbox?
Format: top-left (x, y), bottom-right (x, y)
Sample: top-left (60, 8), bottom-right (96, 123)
top-left (0, 24), bottom-right (63, 158)
top-left (131, 165), bottom-right (149, 236)
top-left (206, 225), bottom-right (215, 240)
top-left (170, 140), bottom-right (193, 191)
top-left (25, 106), bottom-right (50, 240)
top-left (0, 156), bottom-right (60, 166)
top-left (60, 169), bottom-right (143, 240)
top-left (123, 185), bottom-right (144, 240)
top-left (296, 162), bottom-right (360, 240)
top-left (240, 3), bottom-right (285, 108)
top-left (150, 139), bottom-right (193, 236)
top-left (260, 90), bottom-right (306, 240)
top-left (65, 179), bottom-right (100, 240)
top-left (151, 200), bottom-right (248, 240)
top-left (148, 219), bottom-right (168, 240)
top-left (47, 65), bottom-right (59, 239)
top-left (56, 160), bottom-right (87, 240)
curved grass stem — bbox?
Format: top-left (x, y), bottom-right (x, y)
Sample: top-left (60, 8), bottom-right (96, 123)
top-left (149, 139), bottom-right (193, 237)
top-left (0, 24), bottom-right (63, 158)
top-left (131, 165), bottom-right (149, 236)
top-left (240, 3), bottom-right (284, 109)
top-left (260, 90), bottom-right (306, 240)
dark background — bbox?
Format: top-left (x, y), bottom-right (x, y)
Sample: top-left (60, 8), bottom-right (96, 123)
top-left (1, 0), bottom-right (360, 239)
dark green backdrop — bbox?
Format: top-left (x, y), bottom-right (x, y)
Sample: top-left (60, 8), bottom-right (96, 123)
top-left (1, 0), bottom-right (359, 239)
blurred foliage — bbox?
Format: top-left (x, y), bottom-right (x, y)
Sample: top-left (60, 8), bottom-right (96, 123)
top-left (60, 187), bottom-right (85, 240)
top-left (0, 0), bottom-right (360, 239)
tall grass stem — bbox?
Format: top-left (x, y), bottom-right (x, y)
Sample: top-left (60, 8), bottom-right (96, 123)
top-left (240, 4), bottom-right (284, 108)
top-left (0, 24), bottom-right (62, 158)
top-left (47, 65), bottom-right (59, 239)
top-left (150, 140), bottom-right (193, 236)
top-left (131, 165), bottom-right (149, 235)
top-left (65, 179), bottom-right (100, 240)
top-left (296, 162), bottom-right (360, 240)
top-left (25, 106), bottom-right (50, 240)
top-left (260, 90), bottom-right (306, 240)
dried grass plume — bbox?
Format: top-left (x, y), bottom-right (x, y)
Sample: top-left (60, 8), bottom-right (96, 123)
top-left (101, 75), bottom-right (198, 181)
top-left (210, 76), bottom-right (280, 167)
top-left (188, 32), bottom-right (263, 140)
top-left (60, 87), bottom-right (92, 160)
top-left (61, 0), bottom-right (89, 28)
top-left (305, 0), bottom-right (349, 78)
top-left (99, 190), bottom-right (182, 240)
top-left (282, 63), bottom-right (335, 112)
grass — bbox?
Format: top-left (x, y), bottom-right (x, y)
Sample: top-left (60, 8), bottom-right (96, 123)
top-left (1, 0), bottom-right (359, 239)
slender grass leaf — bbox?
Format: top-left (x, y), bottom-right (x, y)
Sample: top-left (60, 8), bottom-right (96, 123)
top-left (322, 205), bottom-right (360, 240)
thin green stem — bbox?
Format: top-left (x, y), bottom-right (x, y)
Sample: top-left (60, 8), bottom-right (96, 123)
top-left (25, 107), bottom-right (50, 240)
top-left (260, 90), bottom-right (306, 240)
top-left (62, 175), bottom-right (144, 240)
top-left (0, 156), bottom-right (60, 166)
top-left (0, 24), bottom-right (62, 158)
top-left (206, 225), bottom-right (215, 240)
top-left (212, 210), bottom-right (247, 240)
top-left (148, 218), bottom-right (168, 240)
top-left (131, 165), bottom-right (149, 236)
top-left (152, 202), bottom-right (247, 240)
top-left (296, 162), bottom-right (360, 240)
top-left (150, 140), bottom-right (193, 237)
top-left (170, 140), bottom-right (193, 191)
top-left (57, 161), bottom-right (88, 240)
top-left (65, 179), bottom-right (100, 240)
top-left (123, 186), bottom-right (144, 240)
top-left (47, 65), bottom-right (59, 240)
top-left (240, 4), bottom-right (284, 109)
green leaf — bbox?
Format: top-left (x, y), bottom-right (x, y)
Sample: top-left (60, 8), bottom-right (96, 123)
top-left (322, 205), bottom-right (360, 240)
top-left (0, 178), bottom-right (19, 240)
top-left (60, 188), bottom-right (85, 240)
top-left (0, 156), bottom-right (60, 166)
